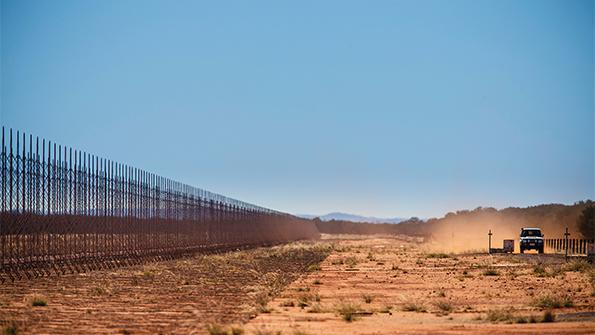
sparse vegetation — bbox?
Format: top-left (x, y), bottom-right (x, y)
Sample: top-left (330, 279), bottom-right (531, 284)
top-left (426, 253), bottom-right (449, 259)
top-left (532, 294), bottom-right (573, 309)
top-left (486, 309), bottom-right (515, 323)
top-left (30, 296), bottom-right (47, 307)
top-left (142, 270), bottom-right (156, 278)
top-left (206, 324), bottom-right (244, 335)
top-left (297, 294), bottom-right (312, 308)
top-left (563, 259), bottom-right (590, 273)
top-left (91, 286), bottom-right (108, 296)
top-left (4, 235), bottom-right (590, 333)
top-left (542, 310), bottom-right (555, 323)
top-left (206, 324), bottom-right (226, 335)
top-left (331, 258), bottom-right (344, 265)
top-left (402, 302), bottom-right (427, 313)
top-left (313, 293), bottom-right (321, 302)
top-left (253, 327), bottom-right (281, 335)
top-left (434, 300), bottom-right (453, 315)
top-left (3, 325), bottom-right (18, 335)
top-left (337, 302), bottom-right (360, 322)
top-left (257, 303), bottom-right (272, 313)
top-left (280, 300), bottom-right (295, 307)
top-left (307, 263), bottom-right (321, 272)
top-left (307, 303), bottom-right (323, 313)
top-left (483, 268), bottom-right (499, 276)
top-left (532, 263), bottom-right (563, 278)
top-left (345, 256), bottom-right (359, 268)
top-left (379, 305), bottom-right (392, 313)
top-left (533, 263), bottom-right (547, 277)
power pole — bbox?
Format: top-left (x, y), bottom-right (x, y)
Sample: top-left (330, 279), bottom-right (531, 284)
top-left (564, 227), bottom-right (570, 262)
top-left (488, 229), bottom-right (492, 254)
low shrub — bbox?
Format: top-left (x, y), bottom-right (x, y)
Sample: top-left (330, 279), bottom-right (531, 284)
top-left (402, 302), bottom-right (427, 313)
top-left (280, 300), bottom-right (295, 307)
top-left (542, 310), bottom-right (555, 322)
top-left (206, 324), bottom-right (226, 335)
top-left (3, 325), bottom-right (18, 335)
top-left (486, 309), bottom-right (514, 323)
top-left (563, 260), bottom-right (590, 273)
top-left (434, 300), bottom-right (453, 315)
top-left (426, 253), bottom-right (449, 259)
top-left (31, 297), bottom-right (47, 307)
top-left (307, 303), bottom-right (323, 313)
top-left (337, 302), bottom-right (360, 322)
top-left (483, 269), bottom-right (499, 276)
top-left (532, 294), bottom-right (573, 309)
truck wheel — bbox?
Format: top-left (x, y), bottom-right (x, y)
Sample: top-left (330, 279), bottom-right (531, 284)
top-left (520, 247), bottom-right (524, 254)
top-left (538, 247), bottom-right (544, 254)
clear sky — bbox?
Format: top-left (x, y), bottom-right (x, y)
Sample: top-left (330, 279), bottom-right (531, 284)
top-left (1, 0), bottom-right (593, 218)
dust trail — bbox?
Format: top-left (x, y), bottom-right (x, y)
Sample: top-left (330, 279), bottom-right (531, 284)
top-left (421, 206), bottom-right (586, 253)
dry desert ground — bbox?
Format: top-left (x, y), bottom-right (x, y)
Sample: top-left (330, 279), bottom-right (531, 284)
top-left (1, 235), bottom-right (594, 334)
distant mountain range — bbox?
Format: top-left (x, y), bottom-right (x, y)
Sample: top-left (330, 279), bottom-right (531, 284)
top-left (297, 212), bottom-right (405, 224)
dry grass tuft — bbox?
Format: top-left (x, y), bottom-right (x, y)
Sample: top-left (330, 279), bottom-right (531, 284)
top-left (30, 296), bottom-right (47, 307)
top-left (206, 324), bottom-right (244, 335)
top-left (337, 302), bottom-right (360, 322)
top-left (483, 268), bottom-right (499, 276)
top-left (563, 260), bottom-right (590, 273)
top-left (402, 302), bottom-right (427, 313)
top-left (486, 309), bottom-right (515, 323)
top-left (426, 253), bottom-right (450, 259)
top-left (532, 294), bottom-right (573, 308)
top-left (433, 300), bottom-right (453, 315)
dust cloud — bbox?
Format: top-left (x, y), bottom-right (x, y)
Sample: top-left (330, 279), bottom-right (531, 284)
top-left (422, 205), bottom-right (585, 253)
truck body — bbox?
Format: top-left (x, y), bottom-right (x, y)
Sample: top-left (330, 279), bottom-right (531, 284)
top-left (519, 228), bottom-right (544, 254)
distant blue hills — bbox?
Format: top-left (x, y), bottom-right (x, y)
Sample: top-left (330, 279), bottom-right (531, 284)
top-left (297, 212), bottom-right (405, 224)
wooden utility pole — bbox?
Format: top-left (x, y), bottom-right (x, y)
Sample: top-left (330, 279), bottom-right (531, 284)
top-left (564, 227), bottom-right (570, 261)
top-left (488, 229), bottom-right (492, 254)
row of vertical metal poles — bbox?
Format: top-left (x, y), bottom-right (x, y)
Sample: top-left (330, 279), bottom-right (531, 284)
top-left (0, 127), bottom-right (320, 280)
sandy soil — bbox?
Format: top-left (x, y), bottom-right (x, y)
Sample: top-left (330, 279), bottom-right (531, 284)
top-left (0, 243), bottom-right (329, 334)
top-left (247, 235), bottom-right (595, 334)
top-left (1, 235), bottom-right (593, 334)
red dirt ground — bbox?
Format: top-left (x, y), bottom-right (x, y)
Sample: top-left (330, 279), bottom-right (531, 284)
top-left (1, 235), bottom-right (594, 334)
top-left (247, 235), bottom-right (595, 334)
top-left (0, 243), bottom-right (329, 334)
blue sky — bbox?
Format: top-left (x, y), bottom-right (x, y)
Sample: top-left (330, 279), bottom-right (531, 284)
top-left (1, 0), bottom-right (593, 218)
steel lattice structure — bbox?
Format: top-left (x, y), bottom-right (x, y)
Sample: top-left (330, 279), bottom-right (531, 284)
top-left (0, 127), bottom-right (319, 281)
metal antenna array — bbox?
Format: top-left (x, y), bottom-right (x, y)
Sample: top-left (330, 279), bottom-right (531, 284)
top-left (0, 127), bottom-right (319, 281)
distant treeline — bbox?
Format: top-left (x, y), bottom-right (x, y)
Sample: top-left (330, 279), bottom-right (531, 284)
top-left (313, 217), bottom-right (426, 236)
top-left (314, 200), bottom-right (594, 240)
